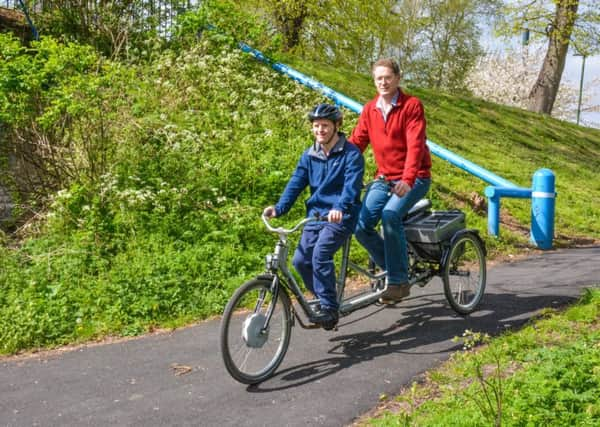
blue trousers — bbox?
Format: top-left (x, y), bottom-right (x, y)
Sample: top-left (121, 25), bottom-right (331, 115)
top-left (292, 222), bottom-right (351, 311)
top-left (355, 178), bottom-right (431, 284)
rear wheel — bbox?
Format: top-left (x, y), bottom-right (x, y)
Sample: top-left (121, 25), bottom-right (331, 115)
top-left (220, 277), bottom-right (292, 384)
top-left (442, 233), bottom-right (486, 314)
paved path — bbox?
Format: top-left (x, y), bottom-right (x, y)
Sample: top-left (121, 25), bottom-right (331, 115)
top-left (2, 247), bottom-right (599, 427)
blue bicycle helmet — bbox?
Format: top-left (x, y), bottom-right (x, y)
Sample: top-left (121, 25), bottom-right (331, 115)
top-left (307, 103), bottom-right (343, 123)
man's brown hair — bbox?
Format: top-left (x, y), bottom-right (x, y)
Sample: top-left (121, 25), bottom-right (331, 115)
top-left (372, 58), bottom-right (401, 77)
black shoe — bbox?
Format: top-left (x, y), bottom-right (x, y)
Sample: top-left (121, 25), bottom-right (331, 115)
top-left (313, 307), bottom-right (339, 331)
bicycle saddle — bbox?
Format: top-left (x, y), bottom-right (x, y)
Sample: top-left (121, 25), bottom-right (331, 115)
top-left (404, 199), bottom-right (431, 220)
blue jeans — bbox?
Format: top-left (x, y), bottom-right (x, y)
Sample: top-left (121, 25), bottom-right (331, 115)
top-left (292, 222), bottom-right (351, 311)
top-left (355, 178), bottom-right (431, 284)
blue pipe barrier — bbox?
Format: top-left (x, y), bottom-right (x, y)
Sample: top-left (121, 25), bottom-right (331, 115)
top-left (238, 41), bottom-right (557, 249)
top-left (484, 186), bottom-right (532, 237)
top-left (530, 169), bottom-right (556, 250)
top-left (427, 140), bottom-right (517, 188)
top-left (238, 43), bottom-right (364, 114)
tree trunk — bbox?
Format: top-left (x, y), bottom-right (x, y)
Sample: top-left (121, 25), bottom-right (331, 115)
top-left (527, 0), bottom-right (579, 115)
top-left (280, 14), bottom-right (305, 51)
top-left (272, 1), bottom-right (310, 51)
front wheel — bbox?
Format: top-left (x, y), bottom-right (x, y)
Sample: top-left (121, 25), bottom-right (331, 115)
top-left (220, 277), bottom-right (292, 384)
top-left (442, 232), bottom-right (486, 314)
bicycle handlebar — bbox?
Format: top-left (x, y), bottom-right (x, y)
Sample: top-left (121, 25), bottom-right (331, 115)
top-left (261, 214), bottom-right (327, 235)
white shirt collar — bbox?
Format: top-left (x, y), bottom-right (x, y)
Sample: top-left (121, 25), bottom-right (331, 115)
top-left (376, 90), bottom-right (400, 122)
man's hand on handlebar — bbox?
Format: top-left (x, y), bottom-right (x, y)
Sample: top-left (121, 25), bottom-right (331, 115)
top-left (263, 206), bottom-right (343, 223)
top-left (263, 206), bottom-right (277, 218)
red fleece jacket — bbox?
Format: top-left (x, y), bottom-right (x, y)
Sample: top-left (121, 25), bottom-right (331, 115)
top-left (349, 89), bottom-right (431, 187)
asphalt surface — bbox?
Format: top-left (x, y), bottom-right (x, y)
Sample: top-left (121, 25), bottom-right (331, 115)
top-left (1, 246), bottom-right (599, 427)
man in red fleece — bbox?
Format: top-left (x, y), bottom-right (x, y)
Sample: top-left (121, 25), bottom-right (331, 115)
top-left (349, 58), bottom-right (432, 304)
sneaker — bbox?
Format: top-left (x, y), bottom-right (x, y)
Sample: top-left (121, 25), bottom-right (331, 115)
top-left (379, 284), bottom-right (410, 304)
top-left (313, 307), bottom-right (339, 331)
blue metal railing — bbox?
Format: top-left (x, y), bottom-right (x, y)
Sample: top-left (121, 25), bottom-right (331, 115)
top-left (239, 42), bottom-right (556, 249)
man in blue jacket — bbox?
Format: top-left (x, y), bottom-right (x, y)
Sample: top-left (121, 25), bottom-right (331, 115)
top-left (263, 104), bottom-right (364, 330)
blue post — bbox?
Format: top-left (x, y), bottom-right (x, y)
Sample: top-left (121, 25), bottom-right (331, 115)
top-left (485, 186), bottom-right (531, 237)
top-left (486, 191), bottom-right (500, 236)
top-left (530, 169), bottom-right (556, 249)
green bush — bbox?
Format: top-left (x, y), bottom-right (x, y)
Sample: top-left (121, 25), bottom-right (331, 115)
top-left (0, 32), bottom-right (133, 198)
top-left (0, 31), bottom-right (324, 354)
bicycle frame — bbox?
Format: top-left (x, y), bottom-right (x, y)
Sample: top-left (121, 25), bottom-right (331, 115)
top-left (336, 238), bottom-right (387, 314)
top-left (260, 196), bottom-right (451, 320)
top-left (260, 214), bottom-right (438, 328)
top-left (261, 215), bottom-right (323, 328)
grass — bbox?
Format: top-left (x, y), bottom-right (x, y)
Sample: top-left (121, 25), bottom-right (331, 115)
top-left (354, 287), bottom-right (600, 426)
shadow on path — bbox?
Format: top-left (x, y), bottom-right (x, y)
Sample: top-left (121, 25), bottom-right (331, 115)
top-left (249, 290), bottom-right (577, 392)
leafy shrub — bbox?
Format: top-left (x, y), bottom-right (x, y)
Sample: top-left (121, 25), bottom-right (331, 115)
top-left (0, 31), bottom-right (326, 353)
top-left (0, 33), bottom-right (133, 201)
top-left (504, 343), bottom-right (600, 425)
top-left (173, 0), bottom-right (282, 54)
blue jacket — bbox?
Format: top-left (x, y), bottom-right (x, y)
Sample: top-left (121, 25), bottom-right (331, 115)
top-left (275, 133), bottom-right (364, 227)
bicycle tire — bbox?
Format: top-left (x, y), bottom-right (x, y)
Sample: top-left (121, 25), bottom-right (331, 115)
top-left (442, 232), bottom-right (486, 314)
top-left (220, 277), bottom-right (292, 384)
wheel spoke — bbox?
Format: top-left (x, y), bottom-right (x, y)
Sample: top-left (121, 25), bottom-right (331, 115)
top-left (239, 347), bottom-right (253, 371)
top-left (254, 289), bottom-right (267, 312)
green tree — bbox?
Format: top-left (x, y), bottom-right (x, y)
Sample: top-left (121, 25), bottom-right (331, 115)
top-left (28, 0), bottom-right (191, 59)
top-left (409, 0), bottom-right (490, 91)
top-left (247, 0), bottom-right (315, 52)
top-left (496, 0), bottom-right (600, 115)
top-left (303, 0), bottom-right (402, 72)
top-left (247, 0), bottom-right (494, 91)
